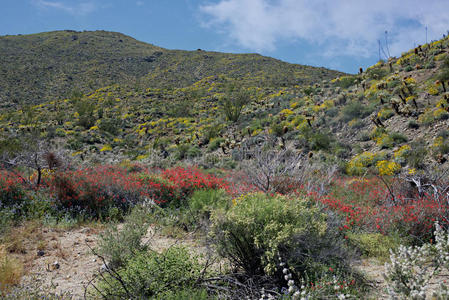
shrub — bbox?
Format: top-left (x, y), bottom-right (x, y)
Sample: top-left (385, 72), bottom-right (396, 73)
top-left (97, 206), bottom-right (150, 269)
top-left (49, 167), bottom-right (136, 217)
top-left (0, 247), bottom-right (23, 295)
top-left (334, 76), bottom-right (356, 88)
top-left (0, 171), bottom-right (28, 212)
top-left (74, 98), bottom-right (96, 129)
top-left (376, 160), bottom-right (401, 175)
top-left (96, 246), bottom-right (204, 299)
top-left (309, 131), bottom-right (333, 151)
top-left (98, 117), bottom-right (121, 135)
top-left (341, 101), bottom-right (372, 122)
top-left (189, 189), bottom-right (230, 215)
top-left (407, 120), bottom-right (419, 129)
top-left (208, 137), bottom-right (225, 152)
top-left (348, 233), bottom-right (401, 261)
top-left (160, 167), bottom-right (227, 207)
top-left (219, 84), bottom-right (252, 122)
top-left (346, 151), bottom-right (385, 175)
top-left (407, 140), bottom-right (428, 169)
top-left (384, 223), bottom-right (449, 299)
top-left (209, 193), bottom-right (327, 276)
top-left (390, 132), bottom-right (408, 144)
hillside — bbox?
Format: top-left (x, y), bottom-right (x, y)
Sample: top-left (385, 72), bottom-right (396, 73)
top-left (0, 30), bottom-right (343, 106)
top-left (1, 32), bottom-right (449, 176)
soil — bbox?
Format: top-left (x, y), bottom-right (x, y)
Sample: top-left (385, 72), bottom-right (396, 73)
top-left (18, 225), bottom-right (211, 299)
top-left (11, 225), bottom-right (448, 299)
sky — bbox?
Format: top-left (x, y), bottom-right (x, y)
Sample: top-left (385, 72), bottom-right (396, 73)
top-left (1, 0), bottom-right (448, 74)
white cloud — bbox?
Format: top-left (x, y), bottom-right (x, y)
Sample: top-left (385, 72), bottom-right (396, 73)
top-left (34, 0), bottom-right (96, 16)
top-left (200, 0), bottom-right (449, 58)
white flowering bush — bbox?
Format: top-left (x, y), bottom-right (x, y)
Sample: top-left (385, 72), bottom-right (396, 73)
top-left (384, 223), bottom-right (449, 299)
top-left (259, 258), bottom-right (356, 300)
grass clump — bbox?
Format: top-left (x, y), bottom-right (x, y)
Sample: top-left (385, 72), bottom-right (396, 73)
top-left (0, 247), bottom-right (23, 295)
top-left (348, 233), bottom-right (402, 262)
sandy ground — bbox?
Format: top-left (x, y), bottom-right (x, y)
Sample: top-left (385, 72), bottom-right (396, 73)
top-left (18, 225), bottom-right (210, 299)
top-left (20, 226), bottom-right (103, 299)
top-left (12, 226), bottom-right (448, 299)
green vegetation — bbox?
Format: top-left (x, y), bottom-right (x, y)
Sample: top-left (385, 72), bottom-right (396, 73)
top-left (1, 31), bottom-right (449, 299)
top-left (0, 30), bottom-right (343, 106)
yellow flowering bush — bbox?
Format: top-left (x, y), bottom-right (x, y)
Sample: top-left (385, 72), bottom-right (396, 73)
top-left (346, 151), bottom-right (385, 175)
top-left (427, 86), bottom-right (439, 96)
top-left (100, 144), bottom-right (113, 152)
top-left (404, 77), bottom-right (416, 85)
top-left (394, 145), bottom-right (411, 165)
top-left (279, 108), bottom-right (294, 117)
top-left (434, 108), bottom-right (449, 120)
top-left (377, 108), bottom-right (394, 121)
top-left (375, 134), bottom-right (394, 149)
top-left (376, 160), bottom-right (401, 176)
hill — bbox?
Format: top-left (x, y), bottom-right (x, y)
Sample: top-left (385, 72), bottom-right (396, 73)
top-left (0, 30), bottom-right (343, 106)
top-left (1, 32), bottom-right (449, 176)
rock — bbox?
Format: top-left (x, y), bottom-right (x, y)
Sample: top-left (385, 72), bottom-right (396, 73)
top-left (48, 261), bottom-right (60, 271)
top-left (100, 264), bottom-right (108, 273)
top-left (80, 227), bottom-right (91, 234)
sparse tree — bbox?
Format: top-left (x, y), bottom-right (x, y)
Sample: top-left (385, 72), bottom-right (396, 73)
top-left (219, 84), bottom-right (252, 122)
top-left (239, 136), bottom-right (336, 195)
top-left (0, 131), bottom-right (67, 187)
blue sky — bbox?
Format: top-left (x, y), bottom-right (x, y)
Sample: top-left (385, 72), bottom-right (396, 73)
top-left (1, 0), bottom-right (448, 73)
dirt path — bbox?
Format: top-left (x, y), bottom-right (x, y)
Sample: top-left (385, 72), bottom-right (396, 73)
top-left (20, 226), bottom-right (103, 299)
top-left (16, 225), bottom-right (448, 299)
top-left (19, 225), bottom-right (209, 299)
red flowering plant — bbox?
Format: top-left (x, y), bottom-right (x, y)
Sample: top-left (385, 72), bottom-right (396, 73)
top-left (49, 165), bottom-right (153, 217)
top-left (306, 175), bottom-right (449, 243)
top-left (0, 170), bottom-right (28, 212)
top-left (159, 167), bottom-right (228, 207)
top-left (48, 165), bottom-right (229, 216)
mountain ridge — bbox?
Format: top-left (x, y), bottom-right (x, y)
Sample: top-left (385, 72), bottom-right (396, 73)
top-left (0, 30), bottom-right (344, 106)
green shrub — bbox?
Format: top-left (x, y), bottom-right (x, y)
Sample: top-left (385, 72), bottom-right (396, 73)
top-left (219, 84), bottom-right (252, 122)
top-left (187, 145), bottom-right (201, 158)
top-left (208, 137), bottom-right (225, 152)
top-left (74, 99), bottom-right (96, 129)
top-left (96, 246), bottom-right (204, 299)
top-left (407, 120), bottom-right (419, 129)
top-left (407, 140), bottom-right (428, 169)
top-left (335, 76), bottom-right (356, 88)
top-left (367, 67), bottom-right (388, 79)
top-left (189, 189), bottom-right (230, 215)
top-left (341, 101), bottom-right (372, 122)
top-left (175, 144), bottom-right (200, 160)
top-left (309, 131), bottom-right (333, 151)
top-left (97, 206), bottom-right (150, 269)
top-left (209, 193), bottom-right (326, 276)
top-left (269, 122), bottom-right (285, 137)
top-left (390, 132), bottom-right (408, 144)
top-left (348, 233), bottom-right (402, 262)
top-left (203, 124), bottom-right (223, 142)
top-left (98, 118), bottom-right (121, 135)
